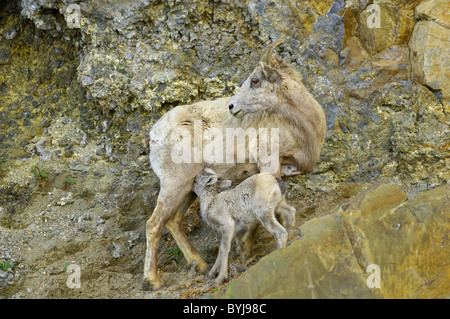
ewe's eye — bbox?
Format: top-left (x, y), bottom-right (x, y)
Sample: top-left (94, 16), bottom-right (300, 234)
top-left (250, 77), bottom-right (260, 87)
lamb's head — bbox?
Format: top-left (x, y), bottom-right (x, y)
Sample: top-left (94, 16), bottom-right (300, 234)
top-left (193, 169), bottom-right (232, 195)
top-left (228, 40), bottom-right (284, 118)
top-left (194, 168), bottom-right (218, 194)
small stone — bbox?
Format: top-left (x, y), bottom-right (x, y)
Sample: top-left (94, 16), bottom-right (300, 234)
top-left (56, 193), bottom-right (74, 206)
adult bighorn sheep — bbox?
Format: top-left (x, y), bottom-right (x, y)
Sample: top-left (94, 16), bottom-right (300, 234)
top-left (144, 40), bottom-right (326, 290)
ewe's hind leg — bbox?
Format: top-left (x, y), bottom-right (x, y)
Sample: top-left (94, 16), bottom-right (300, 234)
top-left (143, 186), bottom-right (199, 290)
top-left (143, 195), bottom-right (173, 290)
top-left (165, 192), bottom-right (208, 273)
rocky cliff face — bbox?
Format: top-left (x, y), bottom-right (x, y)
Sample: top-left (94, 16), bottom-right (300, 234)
top-left (10, 0), bottom-right (448, 185)
top-left (0, 0), bottom-right (448, 298)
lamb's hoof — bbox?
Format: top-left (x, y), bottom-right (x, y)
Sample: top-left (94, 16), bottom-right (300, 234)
top-left (207, 270), bottom-right (216, 280)
top-left (142, 276), bottom-right (164, 291)
top-left (215, 276), bottom-right (226, 286)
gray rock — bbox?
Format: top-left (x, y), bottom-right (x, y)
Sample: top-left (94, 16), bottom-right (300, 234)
top-left (0, 46), bottom-right (11, 65)
top-left (36, 136), bottom-right (53, 161)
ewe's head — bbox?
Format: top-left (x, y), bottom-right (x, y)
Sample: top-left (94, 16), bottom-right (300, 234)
top-left (228, 40), bottom-right (284, 118)
top-left (193, 169), bottom-right (232, 195)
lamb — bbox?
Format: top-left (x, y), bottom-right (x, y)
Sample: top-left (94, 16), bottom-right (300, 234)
top-left (193, 168), bottom-right (296, 285)
top-left (144, 39), bottom-right (326, 290)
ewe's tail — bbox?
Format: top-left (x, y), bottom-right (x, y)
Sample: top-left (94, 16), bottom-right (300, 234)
top-left (275, 176), bottom-right (286, 195)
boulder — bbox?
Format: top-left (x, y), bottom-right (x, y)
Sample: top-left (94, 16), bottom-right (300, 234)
top-left (409, 0), bottom-right (450, 102)
top-left (220, 183), bottom-right (449, 298)
top-left (358, 1), bottom-right (415, 54)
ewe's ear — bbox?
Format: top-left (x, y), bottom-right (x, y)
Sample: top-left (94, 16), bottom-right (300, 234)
top-left (217, 179), bottom-right (232, 190)
top-left (260, 62), bottom-right (281, 84)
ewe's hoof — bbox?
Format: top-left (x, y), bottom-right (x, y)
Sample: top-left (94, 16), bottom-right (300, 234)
top-left (184, 259), bottom-right (209, 274)
top-left (197, 260), bottom-right (209, 273)
top-left (142, 277), bottom-right (164, 291)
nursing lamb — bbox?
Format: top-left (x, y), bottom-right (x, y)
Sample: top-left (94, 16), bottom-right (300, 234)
top-left (193, 168), bottom-right (296, 285)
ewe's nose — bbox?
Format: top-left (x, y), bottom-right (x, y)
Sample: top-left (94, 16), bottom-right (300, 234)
top-left (228, 103), bottom-right (234, 110)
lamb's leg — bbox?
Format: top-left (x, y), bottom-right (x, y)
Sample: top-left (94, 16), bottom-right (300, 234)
top-left (207, 251), bottom-right (221, 279)
top-left (257, 213), bottom-right (288, 249)
top-left (143, 185), bottom-right (197, 290)
top-left (276, 199), bottom-right (296, 235)
top-left (210, 222), bottom-right (234, 285)
top-left (208, 223), bottom-right (230, 279)
top-left (165, 192), bottom-right (208, 273)
top-left (242, 164), bottom-right (283, 258)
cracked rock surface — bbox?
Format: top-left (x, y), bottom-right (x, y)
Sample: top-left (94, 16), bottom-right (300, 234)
top-left (221, 183), bottom-right (449, 299)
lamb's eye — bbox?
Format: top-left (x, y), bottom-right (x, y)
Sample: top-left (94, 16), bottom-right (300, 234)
top-left (251, 77), bottom-right (260, 86)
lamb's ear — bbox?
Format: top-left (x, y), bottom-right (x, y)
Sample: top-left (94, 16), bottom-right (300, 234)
top-left (205, 175), bottom-right (218, 186)
top-left (260, 62), bottom-right (281, 84)
top-left (217, 179), bottom-right (232, 190)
